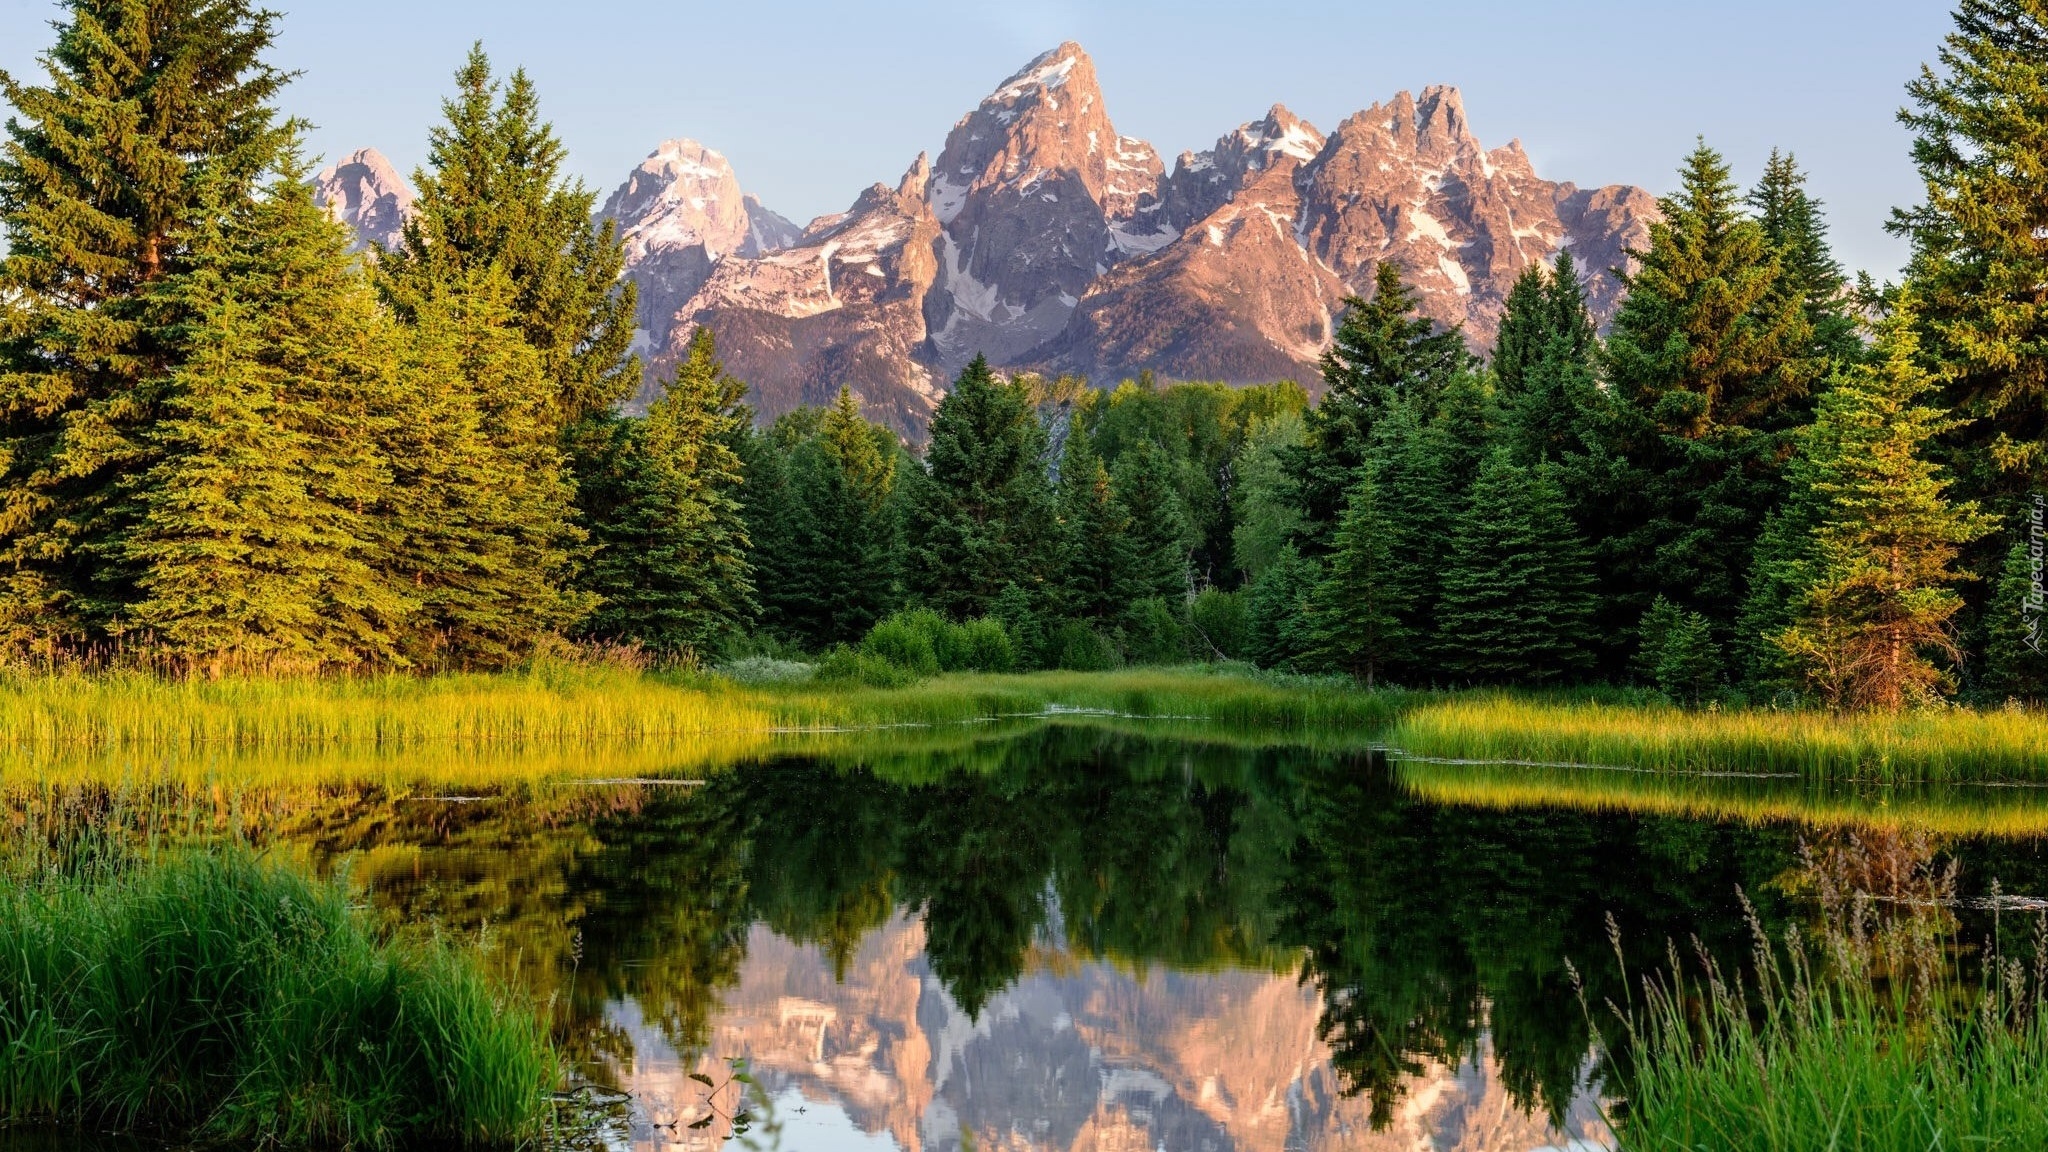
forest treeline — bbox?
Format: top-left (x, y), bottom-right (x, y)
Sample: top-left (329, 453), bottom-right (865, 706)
top-left (1, 0), bottom-right (2043, 711)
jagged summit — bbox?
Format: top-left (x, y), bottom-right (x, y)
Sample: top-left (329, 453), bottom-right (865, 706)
top-left (312, 148), bottom-right (411, 254)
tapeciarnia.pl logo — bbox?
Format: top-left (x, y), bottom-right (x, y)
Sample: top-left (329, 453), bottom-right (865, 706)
top-left (2026, 494), bottom-right (2044, 654)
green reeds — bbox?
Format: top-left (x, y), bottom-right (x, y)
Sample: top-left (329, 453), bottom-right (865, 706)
top-left (0, 847), bottom-right (555, 1147)
top-left (1393, 695), bottom-right (2048, 783)
top-left (1613, 836), bottom-right (2048, 1149)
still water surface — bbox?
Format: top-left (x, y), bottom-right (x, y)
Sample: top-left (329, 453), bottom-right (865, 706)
top-left (25, 721), bottom-right (2048, 1151)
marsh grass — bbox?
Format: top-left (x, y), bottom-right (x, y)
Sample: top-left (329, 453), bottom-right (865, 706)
top-left (1611, 831), bottom-right (2048, 1150)
top-left (0, 844), bottom-right (555, 1148)
top-left (1393, 695), bottom-right (2048, 784)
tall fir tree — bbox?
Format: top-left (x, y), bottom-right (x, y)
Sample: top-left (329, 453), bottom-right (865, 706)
top-left (1110, 437), bottom-right (1194, 604)
top-left (904, 356), bottom-right (1057, 619)
top-left (1596, 141), bottom-right (1818, 656)
top-left (0, 0), bottom-right (292, 653)
top-left (778, 387), bottom-right (895, 647)
top-left (1434, 452), bottom-right (1599, 685)
top-left (1492, 251), bottom-right (1597, 406)
top-left (1293, 261), bottom-right (1473, 549)
top-left (1363, 397), bottom-right (1454, 678)
top-left (1307, 468), bottom-right (1412, 687)
top-left (379, 268), bottom-right (593, 668)
top-left (1056, 426), bottom-right (1136, 625)
top-left (1891, 0), bottom-right (2048, 512)
top-left (121, 167), bottom-right (410, 670)
top-left (1747, 150), bottom-right (1863, 372)
top-left (1770, 300), bottom-right (1997, 711)
top-left (379, 45), bottom-right (636, 426)
top-left (1245, 544), bottom-right (1320, 671)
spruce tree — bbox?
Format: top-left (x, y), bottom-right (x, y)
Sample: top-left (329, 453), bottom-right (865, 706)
top-left (734, 425), bottom-right (803, 640)
top-left (1111, 437), bottom-right (1194, 604)
top-left (1655, 610), bottom-right (1724, 707)
top-left (122, 167), bottom-right (410, 670)
top-left (1493, 252), bottom-right (1597, 406)
top-left (1245, 544), bottom-right (1319, 671)
top-left (380, 268), bottom-right (593, 667)
top-left (1982, 534), bottom-right (2047, 701)
top-left (904, 356), bottom-right (1057, 618)
top-left (1891, 0), bottom-right (2048, 509)
top-left (1748, 150), bottom-right (1862, 372)
top-left (1598, 142), bottom-right (1818, 652)
top-left (1294, 261), bottom-right (1473, 548)
top-left (779, 387), bottom-right (895, 647)
top-left (380, 45), bottom-right (636, 425)
top-left (1770, 301), bottom-right (1997, 710)
top-left (1364, 397), bottom-right (1453, 678)
top-left (1308, 468), bottom-right (1412, 686)
top-left (1056, 427), bottom-right (1136, 625)
top-left (1434, 452), bottom-right (1599, 685)
top-left (0, 0), bottom-right (292, 652)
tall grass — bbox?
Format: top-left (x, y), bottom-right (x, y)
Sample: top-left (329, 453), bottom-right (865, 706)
top-left (1393, 695), bottom-right (2048, 783)
top-left (0, 847), bottom-right (555, 1147)
top-left (1612, 833), bottom-right (2048, 1150)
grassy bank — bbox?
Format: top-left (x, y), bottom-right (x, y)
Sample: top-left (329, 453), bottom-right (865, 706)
top-left (0, 847), bottom-right (554, 1148)
top-left (1390, 695), bottom-right (2048, 783)
top-left (1614, 846), bottom-right (2048, 1150)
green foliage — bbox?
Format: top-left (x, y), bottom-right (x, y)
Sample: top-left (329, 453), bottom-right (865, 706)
top-left (1492, 251), bottom-right (1596, 405)
top-left (1245, 545), bottom-right (1321, 670)
top-left (1434, 452), bottom-right (1598, 684)
top-left (1892, 0), bottom-right (2048, 504)
top-left (905, 356), bottom-right (1057, 618)
top-left (1307, 468), bottom-right (1412, 686)
top-left (990, 583), bottom-right (1050, 671)
top-left (1229, 409), bottom-right (1308, 579)
top-left (1748, 150), bottom-right (1863, 373)
top-left (860, 610), bottom-right (942, 678)
top-left (0, 0), bottom-right (293, 652)
top-left (0, 848), bottom-right (554, 1146)
top-left (1190, 587), bottom-right (1251, 661)
top-left (1056, 427), bottom-right (1136, 623)
top-left (1769, 301), bottom-right (1996, 710)
top-left (1110, 437), bottom-right (1193, 602)
top-left (1122, 597), bottom-right (1190, 665)
top-left (814, 644), bottom-right (920, 688)
top-left (1982, 532), bottom-right (2048, 701)
top-left (1051, 621), bottom-right (1121, 671)
top-left (1655, 609), bottom-right (1724, 706)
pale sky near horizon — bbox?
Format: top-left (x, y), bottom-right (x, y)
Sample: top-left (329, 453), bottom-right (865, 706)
top-left (1, 0), bottom-right (1956, 279)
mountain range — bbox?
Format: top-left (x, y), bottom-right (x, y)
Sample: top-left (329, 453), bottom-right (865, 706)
top-left (315, 42), bottom-right (1660, 438)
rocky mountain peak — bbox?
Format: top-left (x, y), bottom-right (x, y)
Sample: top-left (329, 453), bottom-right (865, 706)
top-left (311, 147), bottom-right (411, 254)
top-left (896, 151), bottom-right (932, 202)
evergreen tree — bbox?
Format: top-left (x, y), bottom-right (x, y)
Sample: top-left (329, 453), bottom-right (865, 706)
top-left (1365, 398), bottom-right (1454, 677)
top-left (1056, 427), bottom-right (1136, 624)
top-left (904, 356), bottom-right (1057, 618)
top-left (1655, 610), bottom-right (1724, 706)
top-left (1747, 150), bottom-right (1863, 372)
top-left (1891, 0), bottom-right (2048, 509)
top-left (1598, 142), bottom-right (1818, 651)
top-left (1245, 544), bottom-right (1319, 670)
top-left (1229, 409), bottom-right (1307, 579)
top-left (779, 387), bottom-right (895, 647)
top-left (1770, 301), bottom-right (1997, 711)
top-left (0, 0), bottom-right (292, 652)
top-left (735, 425), bottom-right (803, 640)
top-left (1111, 437), bottom-right (1193, 604)
top-left (380, 269), bottom-right (593, 667)
top-left (1434, 452), bottom-right (1599, 684)
top-left (1982, 534), bottom-right (2047, 701)
top-left (380, 45), bottom-right (636, 425)
top-left (1501, 256), bottom-right (1602, 470)
top-left (1307, 468), bottom-right (1412, 687)
top-left (121, 168), bottom-right (410, 670)
top-left (1493, 252), bottom-right (1597, 405)
top-left (1293, 262), bottom-right (1473, 548)
top-left (577, 329), bottom-right (755, 654)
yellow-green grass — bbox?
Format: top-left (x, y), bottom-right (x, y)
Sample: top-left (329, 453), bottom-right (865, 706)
top-left (1390, 695), bottom-right (2048, 784)
top-left (1398, 759), bottom-right (2048, 839)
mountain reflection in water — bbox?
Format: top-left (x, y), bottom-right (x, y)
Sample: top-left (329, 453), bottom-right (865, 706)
top-left (121, 722), bottom-right (2048, 1152)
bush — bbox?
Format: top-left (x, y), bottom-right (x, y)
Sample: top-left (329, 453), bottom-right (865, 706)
top-left (1051, 621), bottom-right (1121, 672)
top-left (991, 583), bottom-right (1048, 670)
top-left (1122, 597), bottom-right (1189, 665)
top-left (814, 645), bottom-right (921, 688)
top-left (861, 610), bottom-right (942, 677)
top-left (1189, 587), bottom-right (1250, 661)
top-left (954, 617), bottom-right (1017, 673)
top-left (0, 849), bottom-right (554, 1147)
top-left (716, 655), bottom-right (815, 685)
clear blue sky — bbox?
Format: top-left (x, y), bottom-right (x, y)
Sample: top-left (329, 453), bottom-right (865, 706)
top-left (2, 0), bottom-right (1954, 278)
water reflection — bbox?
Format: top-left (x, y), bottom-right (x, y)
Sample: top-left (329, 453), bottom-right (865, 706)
top-left (17, 722), bottom-right (2048, 1151)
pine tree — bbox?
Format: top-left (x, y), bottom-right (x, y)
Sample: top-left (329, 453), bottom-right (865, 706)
top-left (121, 167), bottom-right (411, 671)
top-left (1364, 398), bottom-right (1453, 678)
top-left (1771, 300), bottom-right (1997, 711)
top-left (1111, 437), bottom-right (1193, 604)
top-left (577, 329), bottom-right (755, 654)
top-left (0, 0), bottom-right (292, 653)
top-left (380, 269), bottom-right (594, 667)
top-left (1434, 452), bottom-right (1599, 685)
top-left (1245, 544), bottom-right (1320, 671)
top-left (1598, 141), bottom-right (1818, 652)
top-left (1655, 610), bottom-right (1724, 707)
top-left (1891, 0), bottom-right (2048, 508)
top-left (904, 356), bottom-right (1058, 618)
top-left (1748, 150), bottom-right (1863, 372)
top-left (1501, 256), bottom-right (1602, 469)
top-left (1294, 262), bottom-right (1474, 548)
top-left (1308, 468), bottom-right (1412, 686)
top-left (734, 425), bottom-right (803, 640)
top-left (779, 387), bottom-right (895, 646)
top-left (380, 45), bottom-right (636, 426)
top-left (1056, 427), bottom-right (1136, 624)
top-left (1493, 252), bottom-right (1597, 406)
top-left (1982, 534), bottom-right (2047, 701)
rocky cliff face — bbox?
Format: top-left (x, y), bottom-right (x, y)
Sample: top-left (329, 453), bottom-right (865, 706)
top-left (312, 148), bottom-right (412, 254)
top-left (597, 139), bottom-right (801, 373)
